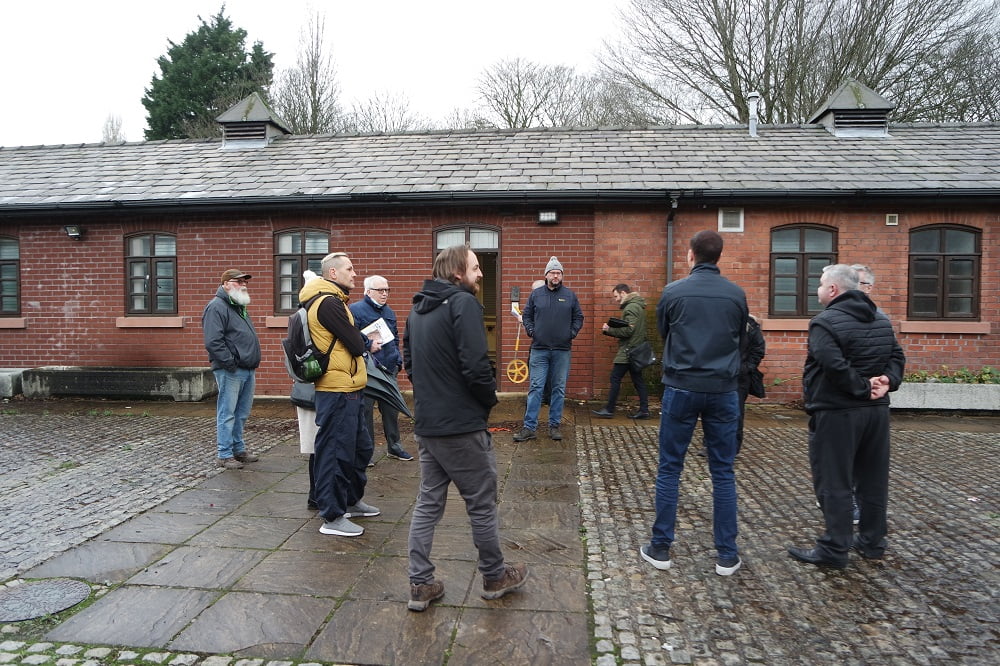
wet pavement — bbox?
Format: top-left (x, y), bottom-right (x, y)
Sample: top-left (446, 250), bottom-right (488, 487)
top-left (0, 396), bottom-right (997, 665)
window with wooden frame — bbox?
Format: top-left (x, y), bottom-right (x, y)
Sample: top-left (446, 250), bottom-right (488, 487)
top-left (908, 225), bottom-right (980, 320)
top-left (125, 233), bottom-right (176, 314)
top-left (0, 236), bottom-right (19, 315)
top-left (769, 225), bottom-right (837, 317)
top-left (275, 229), bottom-right (330, 313)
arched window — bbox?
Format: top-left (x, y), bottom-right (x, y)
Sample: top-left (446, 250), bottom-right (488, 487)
top-left (908, 225), bottom-right (981, 320)
top-left (274, 229), bottom-right (330, 313)
top-left (0, 236), bottom-right (19, 315)
top-left (769, 225), bottom-right (837, 317)
top-left (125, 233), bottom-right (176, 314)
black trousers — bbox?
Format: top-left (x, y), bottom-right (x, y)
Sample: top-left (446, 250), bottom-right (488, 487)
top-left (604, 362), bottom-right (649, 413)
top-left (808, 406), bottom-right (890, 560)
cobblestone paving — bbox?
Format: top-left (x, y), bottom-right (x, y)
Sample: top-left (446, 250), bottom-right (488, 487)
top-left (0, 414), bottom-right (295, 581)
top-left (579, 423), bottom-right (999, 665)
top-left (2, 407), bottom-right (998, 665)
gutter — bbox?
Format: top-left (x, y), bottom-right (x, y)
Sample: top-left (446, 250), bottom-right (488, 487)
top-left (2, 188), bottom-right (999, 218)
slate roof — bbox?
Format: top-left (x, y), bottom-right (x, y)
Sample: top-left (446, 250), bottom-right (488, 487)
top-left (2, 123), bottom-right (999, 214)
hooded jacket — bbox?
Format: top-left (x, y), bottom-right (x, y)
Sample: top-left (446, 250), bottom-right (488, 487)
top-left (656, 263), bottom-right (748, 393)
top-left (603, 292), bottom-right (648, 364)
top-left (298, 277), bottom-right (368, 393)
top-left (202, 286), bottom-right (261, 371)
top-left (522, 281), bottom-right (584, 350)
top-left (403, 278), bottom-right (498, 437)
top-left (803, 289), bottom-right (905, 413)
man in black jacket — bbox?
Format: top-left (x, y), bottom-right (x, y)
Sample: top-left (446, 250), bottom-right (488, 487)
top-left (788, 263), bottom-right (905, 568)
top-left (402, 245), bottom-right (528, 611)
top-left (641, 230), bottom-right (748, 577)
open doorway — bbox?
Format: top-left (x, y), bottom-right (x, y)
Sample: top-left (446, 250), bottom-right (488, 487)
top-left (434, 227), bottom-right (499, 373)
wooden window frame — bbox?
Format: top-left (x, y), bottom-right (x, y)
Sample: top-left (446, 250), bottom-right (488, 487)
top-left (274, 229), bottom-right (330, 314)
top-left (124, 233), bottom-right (177, 315)
top-left (907, 225), bottom-right (981, 320)
top-left (0, 235), bottom-right (20, 316)
top-left (769, 224), bottom-right (837, 318)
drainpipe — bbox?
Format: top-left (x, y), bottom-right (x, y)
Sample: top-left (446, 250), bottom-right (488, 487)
top-left (666, 194), bottom-right (678, 284)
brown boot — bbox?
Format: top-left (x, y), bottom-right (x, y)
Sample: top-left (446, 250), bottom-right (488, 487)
top-left (408, 579), bottom-right (445, 611)
top-left (482, 563), bottom-right (529, 600)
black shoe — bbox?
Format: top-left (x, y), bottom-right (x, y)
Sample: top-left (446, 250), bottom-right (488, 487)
top-left (787, 546), bottom-right (848, 569)
top-left (591, 408), bottom-right (614, 419)
top-left (549, 426), bottom-right (562, 441)
top-left (512, 427), bottom-right (536, 442)
top-left (629, 411), bottom-right (651, 420)
top-left (851, 537), bottom-right (884, 560)
top-left (307, 500), bottom-right (318, 510)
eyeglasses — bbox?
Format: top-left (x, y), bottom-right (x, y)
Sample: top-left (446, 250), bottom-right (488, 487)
top-left (227, 279), bottom-right (248, 285)
top-left (369, 288), bottom-right (390, 294)
top-left (859, 281), bottom-right (873, 286)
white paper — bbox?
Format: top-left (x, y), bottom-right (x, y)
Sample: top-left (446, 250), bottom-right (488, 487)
top-left (361, 317), bottom-right (394, 344)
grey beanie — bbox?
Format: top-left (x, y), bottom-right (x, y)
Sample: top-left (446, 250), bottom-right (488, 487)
top-left (544, 256), bottom-right (564, 274)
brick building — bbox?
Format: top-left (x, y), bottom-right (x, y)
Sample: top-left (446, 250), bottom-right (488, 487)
top-left (1, 83), bottom-right (997, 403)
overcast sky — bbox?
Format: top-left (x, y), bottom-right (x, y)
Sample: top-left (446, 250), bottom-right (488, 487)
top-left (0, 0), bottom-right (629, 147)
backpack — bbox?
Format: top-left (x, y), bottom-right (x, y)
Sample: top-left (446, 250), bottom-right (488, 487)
top-left (282, 294), bottom-right (334, 383)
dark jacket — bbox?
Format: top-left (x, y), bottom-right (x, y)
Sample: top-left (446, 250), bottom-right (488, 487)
top-left (522, 282), bottom-right (584, 350)
top-left (202, 286), bottom-right (261, 371)
top-left (803, 290), bottom-right (905, 413)
top-left (656, 263), bottom-right (748, 393)
top-left (350, 295), bottom-right (402, 371)
top-left (603, 292), bottom-right (647, 364)
top-left (403, 278), bottom-right (498, 437)
top-left (739, 316), bottom-right (767, 397)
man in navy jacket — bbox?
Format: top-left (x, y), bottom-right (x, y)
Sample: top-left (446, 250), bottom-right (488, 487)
top-left (513, 256), bottom-right (584, 442)
top-left (350, 275), bottom-right (412, 461)
top-left (641, 230), bottom-right (748, 577)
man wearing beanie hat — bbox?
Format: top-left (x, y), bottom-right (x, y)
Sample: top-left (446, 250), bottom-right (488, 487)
top-left (202, 269), bottom-right (262, 469)
top-left (513, 256), bottom-right (584, 442)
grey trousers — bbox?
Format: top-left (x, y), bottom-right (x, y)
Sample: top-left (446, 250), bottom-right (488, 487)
top-left (407, 430), bottom-right (506, 584)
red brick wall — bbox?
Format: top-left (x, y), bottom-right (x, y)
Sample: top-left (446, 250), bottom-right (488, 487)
top-left (1, 202), bottom-right (996, 405)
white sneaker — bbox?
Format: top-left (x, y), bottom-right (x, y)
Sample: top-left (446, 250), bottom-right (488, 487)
top-left (319, 516), bottom-right (364, 537)
top-left (716, 557), bottom-right (742, 576)
top-left (344, 500), bottom-right (381, 518)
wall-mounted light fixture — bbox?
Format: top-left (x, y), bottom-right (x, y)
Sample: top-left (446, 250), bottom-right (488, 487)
top-left (537, 210), bottom-right (559, 225)
top-left (64, 225), bottom-right (85, 240)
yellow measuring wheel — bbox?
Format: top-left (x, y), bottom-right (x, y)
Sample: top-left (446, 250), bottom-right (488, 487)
top-left (506, 318), bottom-right (529, 383)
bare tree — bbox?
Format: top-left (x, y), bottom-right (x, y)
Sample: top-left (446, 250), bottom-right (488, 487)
top-left (476, 58), bottom-right (562, 128)
top-left (271, 12), bottom-right (343, 134)
top-left (476, 58), bottom-right (666, 129)
top-left (345, 91), bottom-right (430, 134)
top-left (102, 114), bottom-right (125, 144)
top-left (603, 0), bottom-right (1000, 123)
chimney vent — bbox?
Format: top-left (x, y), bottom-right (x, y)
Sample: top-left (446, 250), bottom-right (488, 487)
top-left (747, 91), bottom-right (761, 138)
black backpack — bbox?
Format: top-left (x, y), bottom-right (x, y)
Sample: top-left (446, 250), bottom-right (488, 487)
top-left (282, 294), bottom-right (334, 383)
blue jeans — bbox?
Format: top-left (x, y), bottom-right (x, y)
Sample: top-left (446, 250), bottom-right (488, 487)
top-left (212, 368), bottom-right (255, 459)
top-left (651, 386), bottom-right (740, 560)
top-left (523, 348), bottom-right (571, 430)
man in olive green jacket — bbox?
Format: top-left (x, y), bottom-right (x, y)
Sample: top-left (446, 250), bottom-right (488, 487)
top-left (593, 283), bottom-right (651, 419)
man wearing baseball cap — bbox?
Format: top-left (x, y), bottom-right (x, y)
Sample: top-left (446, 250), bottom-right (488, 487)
top-left (202, 269), bottom-right (262, 469)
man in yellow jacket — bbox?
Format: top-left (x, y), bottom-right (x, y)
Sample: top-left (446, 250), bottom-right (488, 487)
top-left (300, 252), bottom-right (377, 537)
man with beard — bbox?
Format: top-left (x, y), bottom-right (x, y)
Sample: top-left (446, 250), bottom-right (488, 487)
top-left (302, 252), bottom-right (378, 538)
top-left (202, 269), bottom-right (262, 470)
top-left (513, 256), bottom-right (584, 442)
top-left (403, 245), bottom-right (528, 611)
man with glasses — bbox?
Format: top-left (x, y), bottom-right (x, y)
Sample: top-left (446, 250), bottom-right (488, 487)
top-left (351, 275), bottom-right (413, 461)
top-left (202, 269), bottom-right (261, 470)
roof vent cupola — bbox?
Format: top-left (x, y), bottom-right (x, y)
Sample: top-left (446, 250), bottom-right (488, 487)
top-left (216, 93), bottom-right (291, 149)
top-left (807, 80), bottom-right (893, 138)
